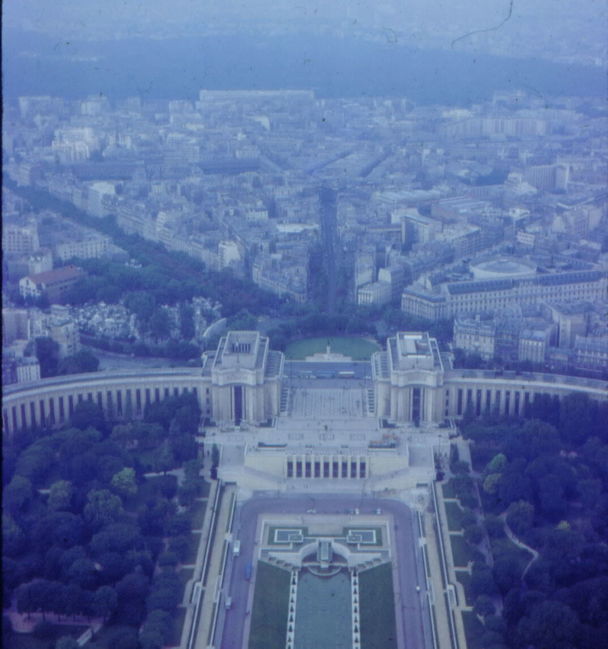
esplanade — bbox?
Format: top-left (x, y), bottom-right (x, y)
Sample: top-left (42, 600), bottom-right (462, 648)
top-left (3, 330), bottom-right (607, 438)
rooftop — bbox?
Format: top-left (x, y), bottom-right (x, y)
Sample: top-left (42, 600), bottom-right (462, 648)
top-left (214, 330), bottom-right (266, 371)
top-left (24, 265), bottom-right (84, 285)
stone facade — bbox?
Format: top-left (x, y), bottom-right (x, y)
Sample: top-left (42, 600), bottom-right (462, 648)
top-left (3, 331), bottom-right (607, 438)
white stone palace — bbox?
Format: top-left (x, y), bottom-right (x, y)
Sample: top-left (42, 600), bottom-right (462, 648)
top-left (4, 329), bottom-right (607, 434)
top-left (3, 331), bottom-right (607, 493)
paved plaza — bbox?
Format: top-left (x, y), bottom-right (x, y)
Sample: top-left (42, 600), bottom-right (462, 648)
top-left (289, 385), bottom-right (367, 419)
top-left (218, 495), bottom-right (433, 649)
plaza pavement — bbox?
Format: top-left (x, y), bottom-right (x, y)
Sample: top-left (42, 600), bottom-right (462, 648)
top-left (218, 494), bottom-right (435, 649)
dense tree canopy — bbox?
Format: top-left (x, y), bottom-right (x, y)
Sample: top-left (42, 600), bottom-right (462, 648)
top-left (459, 392), bottom-right (608, 649)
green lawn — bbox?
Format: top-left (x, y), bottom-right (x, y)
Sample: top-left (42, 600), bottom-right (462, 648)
top-left (441, 480), bottom-right (457, 498)
top-left (285, 336), bottom-right (380, 360)
top-left (444, 501), bottom-right (465, 531)
top-left (248, 562), bottom-right (291, 649)
top-left (449, 534), bottom-right (477, 567)
top-left (461, 610), bottom-right (486, 649)
top-left (184, 533), bottom-right (202, 564)
top-left (167, 606), bottom-right (186, 646)
top-left (455, 570), bottom-right (473, 606)
top-left (359, 563), bottom-right (398, 649)
top-left (190, 500), bottom-right (207, 529)
top-left (179, 567), bottom-right (195, 594)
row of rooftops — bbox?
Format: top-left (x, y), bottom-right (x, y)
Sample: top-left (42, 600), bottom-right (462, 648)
top-left (445, 269), bottom-right (606, 296)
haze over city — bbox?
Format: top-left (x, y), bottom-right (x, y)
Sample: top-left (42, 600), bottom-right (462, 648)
top-left (2, 2), bottom-right (608, 649)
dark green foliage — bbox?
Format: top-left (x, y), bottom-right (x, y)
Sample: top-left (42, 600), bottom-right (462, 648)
top-left (493, 555), bottom-right (524, 595)
top-left (90, 523), bottom-right (141, 556)
top-left (168, 536), bottom-right (191, 562)
top-left (69, 399), bottom-right (106, 433)
top-left (3, 475), bottom-right (34, 515)
top-left (464, 524), bottom-right (484, 545)
top-left (157, 551), bottom-right (178, 568)
top-left (470, 562), bottom-right (498, 598)
top-left (144, 392), bottom-right (200, 432)
top-left (460, 395), bottom-right (608, 649)
top-left (473, 594), bottom-right (496, 617)
top-left (35, 336), bottom-right (60, 377)
top-left (91, 585), bottom-right (118, 621)
top-left (515, 600), bottom-right (580, 649)
top-left (146, 571), bottom-right (182, 613)
top-left (57, 350), bottom-right (100, 375)
top-left (55, 636), bottom-right (80, 649)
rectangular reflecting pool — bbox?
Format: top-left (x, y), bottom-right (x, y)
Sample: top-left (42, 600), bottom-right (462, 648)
top-left (295, 570), bottom-right (352, 649)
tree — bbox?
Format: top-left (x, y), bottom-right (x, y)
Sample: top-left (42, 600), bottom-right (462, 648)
top-left (139, 630), bottom-right (164, 649)
top-left (109, 627), bottom-right (139, 649)
top-left (15, 442), bottom-right (53, 485)
top-left (3, 514), bottom-right (25, 556)
top-left (110, 423), bottom-right (136, 447)
top-left (156, 475), bottom-right (178, 499)
top-left (470, 563), bottom-right (498, 598)
top-left (537, 474), bottom-right (567, 521)
top-left (111, 468), bottom-right (138, 499)
top-left (169, 536), bottom-right (191, 562)
top-left (69, 399), bottom-right (106, 433)
top-left (483, 473), bottom-right (502, 495)
top-left (84, 489), bottom-right (124, 531)
top-left (464, 524), bottom-right (484, 546)
top-left (558, 392), bottom-right (592, 447)
top-left (32, 512), bottom-right (84, 552)
top-left (154, 440), bottom-right (176, 474)
top-left (124, 291), bottom-right (156, 322)
top-left (498, 460), bottom-right (533, 506)
top-left (90, 523), bottom-right (141, 556)
top-left (473, 594), bottom-right (495, 617)
top-left (516, 600), bottom-right (580, 649)
top-left (149, 307), bottom-right (170, 341)
top-left (3, 475), bottom-right (33, 515)
top-left (57, 350), bottom-right (100, 375)
top-left (179, 303), bottom-right (195, 339)
top-left (115, 571), bottom-right (150, 626)
top-left (485, 453), bottom-right (507, 474)
top-left (63, 583), bottom-right (87, 618)
top-left (506, 500), bottom-right (535, 537)
top-left (172, 404), bottom-right (200, 435)
top-left (48, 480), bottom-right (74, 511)
top-left (35, 337), bottom-right (60, 377)
top-left (141, 609), bottom-right (173, 644)
top-left (67, 558), bottom-right (98, 589)
top-left (146, 573), bottom-right (181, 613)
top-left (91, 585), bottom-right (118, 621)
top-left (55, 637), bottom-right (79, 649)
top-left (493, 555), bottom-right (524, 594)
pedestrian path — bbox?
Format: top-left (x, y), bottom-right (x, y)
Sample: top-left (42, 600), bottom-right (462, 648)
top-left (193, 484), bottom-right (235, 649)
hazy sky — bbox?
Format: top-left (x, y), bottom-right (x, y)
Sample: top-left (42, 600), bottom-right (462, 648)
top-left (4, 0), bottom-right (605, 35)
top-left (3, 0), bottom-right (607, 65)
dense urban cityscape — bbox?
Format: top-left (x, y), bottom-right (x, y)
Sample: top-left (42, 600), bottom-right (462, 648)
top-left (3, 2), bottom-right (608, 649)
